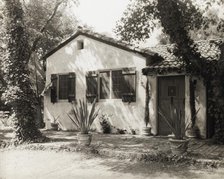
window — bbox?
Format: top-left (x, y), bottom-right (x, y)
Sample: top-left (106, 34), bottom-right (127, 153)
top-left (99, 71), bottom-right (110, 99)
top-left (122, 68), bottom-right (136, 102)
top-left (77, 40), bottom-right (84, 50)
top-left (86, 68), bottom-right (136, 102)
top-left (50, 73), bottom-right (76, 103)
top-left (112, 70), bottom-right (123, 98)
top-left (99, 70), bottom-right (126, 99)
top-left (86, 71), bottom-right (98, 103)
top-left (168, 86), bottom-right (176, 97)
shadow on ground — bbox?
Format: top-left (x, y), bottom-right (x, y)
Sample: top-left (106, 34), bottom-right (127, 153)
top-left (98, 156), bottom-right (217, 179)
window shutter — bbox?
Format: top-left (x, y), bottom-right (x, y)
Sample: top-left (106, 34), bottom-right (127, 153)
top-left (86, 71), bottom-right (98, 103)
top-left (122, 68), bottom-right (136, 102)
top-left (50, 74), bottom-right (58, 103)
top-left (68, 72), bottom-right (76, 102)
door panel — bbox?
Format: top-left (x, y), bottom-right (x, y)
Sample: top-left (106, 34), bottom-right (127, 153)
top-left (158, 76), bottom-right (185, 135)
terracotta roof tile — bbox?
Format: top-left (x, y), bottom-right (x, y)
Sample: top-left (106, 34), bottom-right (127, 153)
top-left (144, 39), bottom-right (223, 72)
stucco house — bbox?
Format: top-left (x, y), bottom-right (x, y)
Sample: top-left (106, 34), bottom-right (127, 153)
top-left (143, 39), bottom-right (224, 138)
top-left (43, 28), bottom-right (155, 134)
top-left (43, 27), bottom-right (223, 138)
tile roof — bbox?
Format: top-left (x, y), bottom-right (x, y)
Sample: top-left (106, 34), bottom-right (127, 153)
top-left (44, 26), bottom-right (223, 75)
top-left (143, 39), bottom-right (224, 73)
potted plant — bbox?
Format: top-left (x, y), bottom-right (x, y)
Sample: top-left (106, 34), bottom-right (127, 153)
top-left (67, 98), bottom-right (100, 146)
top-left (50, 115), bottom-right (60, 131)
top-left (186, 108), bottom-right (200, 138)
top-left (142, 79), bottom-right (151, 136)
top-left (158, 105), bottom-right (189, 155)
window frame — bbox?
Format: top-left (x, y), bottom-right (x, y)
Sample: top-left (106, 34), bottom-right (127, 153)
top-left (86, 67), bottom-right (136, 101)
top-left (77, 40), bottom-right (84, 50)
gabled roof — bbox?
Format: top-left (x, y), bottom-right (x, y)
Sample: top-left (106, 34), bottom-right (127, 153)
top-left (143, 39), bottom-right (224, 74)
top-left (44, 27), bottom-right (155, 59)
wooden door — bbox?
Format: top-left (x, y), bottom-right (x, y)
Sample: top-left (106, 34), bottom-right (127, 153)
top-left (158, 76), bottom-right (185, 135)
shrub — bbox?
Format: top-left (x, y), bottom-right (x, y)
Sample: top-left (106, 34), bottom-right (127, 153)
top-left (131, 129), bottom-right (136, 135)
top-left (117, 128), bottom-right (127, 134)
top-left (99, 114), bottom-right (112, 134)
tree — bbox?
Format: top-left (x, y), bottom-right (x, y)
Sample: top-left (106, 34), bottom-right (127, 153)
top-left (21, 0), bottom-right (78, 127)
top-left (115, 0), bottom-right (224, 44)
top-left (2, 0), bottom-right (44, 143)
top-left (0, 0), bottom-right (78, 127)
top-left (115, 0), bottom-right (224, 143)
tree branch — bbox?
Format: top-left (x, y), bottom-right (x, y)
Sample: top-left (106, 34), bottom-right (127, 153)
top-left (30, 0), bottom-right (66, 52)
top-left (22, 0), bottom-right (29, 11)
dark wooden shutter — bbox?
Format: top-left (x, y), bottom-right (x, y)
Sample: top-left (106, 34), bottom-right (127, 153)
top-left (68, 72), bottom-right (76, 102)
top-left (122, 68), bottom-right (136, 102)
top-left (59, 75), bottom-right (69, 100)
top-left (50, 74), bottom-right (58, 103)
top-left (86, 71), bottom-right (98, 103)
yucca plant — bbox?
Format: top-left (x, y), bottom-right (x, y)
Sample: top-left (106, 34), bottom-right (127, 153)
top-left (67, 98), bottom-right (100, 134)
top-left (158, 104), bottom-right (190, 155)
top-left (158, 105), bottom-right (184, 140)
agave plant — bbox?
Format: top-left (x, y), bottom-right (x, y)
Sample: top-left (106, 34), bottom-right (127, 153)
top-left (158, 105), bottom-right (184, 140)
top-left (67, 98), bottom-right (100, 134)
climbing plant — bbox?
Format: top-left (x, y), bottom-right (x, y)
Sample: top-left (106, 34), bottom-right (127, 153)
top-left (115, 0), bottom-right (224, 143)
top-left (144, 78), bottom-right (150, 127)
top-left (2, 0), bottom-right (44, 143)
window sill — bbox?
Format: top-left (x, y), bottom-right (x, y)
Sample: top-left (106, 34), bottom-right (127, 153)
top-left (98, 98), bottom-right (122, 102)
top-left (57, 99), bottom-right (69, 103)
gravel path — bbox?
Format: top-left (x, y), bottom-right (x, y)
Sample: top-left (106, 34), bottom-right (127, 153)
top-left (0, 149), bottom-right (224, 179)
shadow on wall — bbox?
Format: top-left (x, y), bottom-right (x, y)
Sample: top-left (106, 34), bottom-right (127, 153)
top-left (93, 101), bottom-right (145, 134)
top-left (46, 36), bottom-right (146, 132)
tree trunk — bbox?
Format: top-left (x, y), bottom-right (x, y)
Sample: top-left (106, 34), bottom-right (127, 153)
top-left (3, 0), bottom-right (44, 143)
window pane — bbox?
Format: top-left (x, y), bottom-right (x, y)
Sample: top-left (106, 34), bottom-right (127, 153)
top-left (59, 75), bottom-right (69, 99)
top-left (86, 76), bottom-right (98, 96)
top-left (100, 71), bottom-right (110, 99)
top-left (112, 70), bottom-right (123, 99)
top-left (77, 40), bottom-right (84, 50)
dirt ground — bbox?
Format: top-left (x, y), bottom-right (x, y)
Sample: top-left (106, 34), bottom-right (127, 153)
top-left (1, 149), bottom-right (224, 179)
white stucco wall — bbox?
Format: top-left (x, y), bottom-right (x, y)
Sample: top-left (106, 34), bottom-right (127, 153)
top-left (194, 77), bottom-right (207, 138)
top-left (185, 76), bottom-right (207, 138)
top-left (44, 35), bottom-right (147, 133)
top-left (147, 76), bottom-right (157, 135)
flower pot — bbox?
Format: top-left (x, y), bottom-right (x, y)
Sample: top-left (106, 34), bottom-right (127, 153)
top-left (51, 123), bottom-right (58, 131)
top-left (142, 126), bottom-right (151, 136)
top-left (77, 133), bottom-right (92, 146)
top-left (186, 126), bottom-right (199, 138)
top-left (186, 128), bottom-right (197, 138)
top-left (169, 138), bottom-right (189, 155)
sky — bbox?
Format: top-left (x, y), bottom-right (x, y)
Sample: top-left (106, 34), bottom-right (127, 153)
top-left (72, 0), bottom-right (159, 46)
top-left (74, 0), bottom-right (130, 35)
top-left (72, 0), bottom-right (224, 47)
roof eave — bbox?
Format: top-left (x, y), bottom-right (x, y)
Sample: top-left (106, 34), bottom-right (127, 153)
top-left (43, 30), bottom-right (155, 60)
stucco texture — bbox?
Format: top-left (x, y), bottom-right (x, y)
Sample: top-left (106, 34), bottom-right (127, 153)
top-left (44, 35), bottom-right (147, 133)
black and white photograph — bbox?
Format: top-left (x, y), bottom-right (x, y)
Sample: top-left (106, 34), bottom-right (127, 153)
top-left (0, 0), bottom-right (224, 178)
